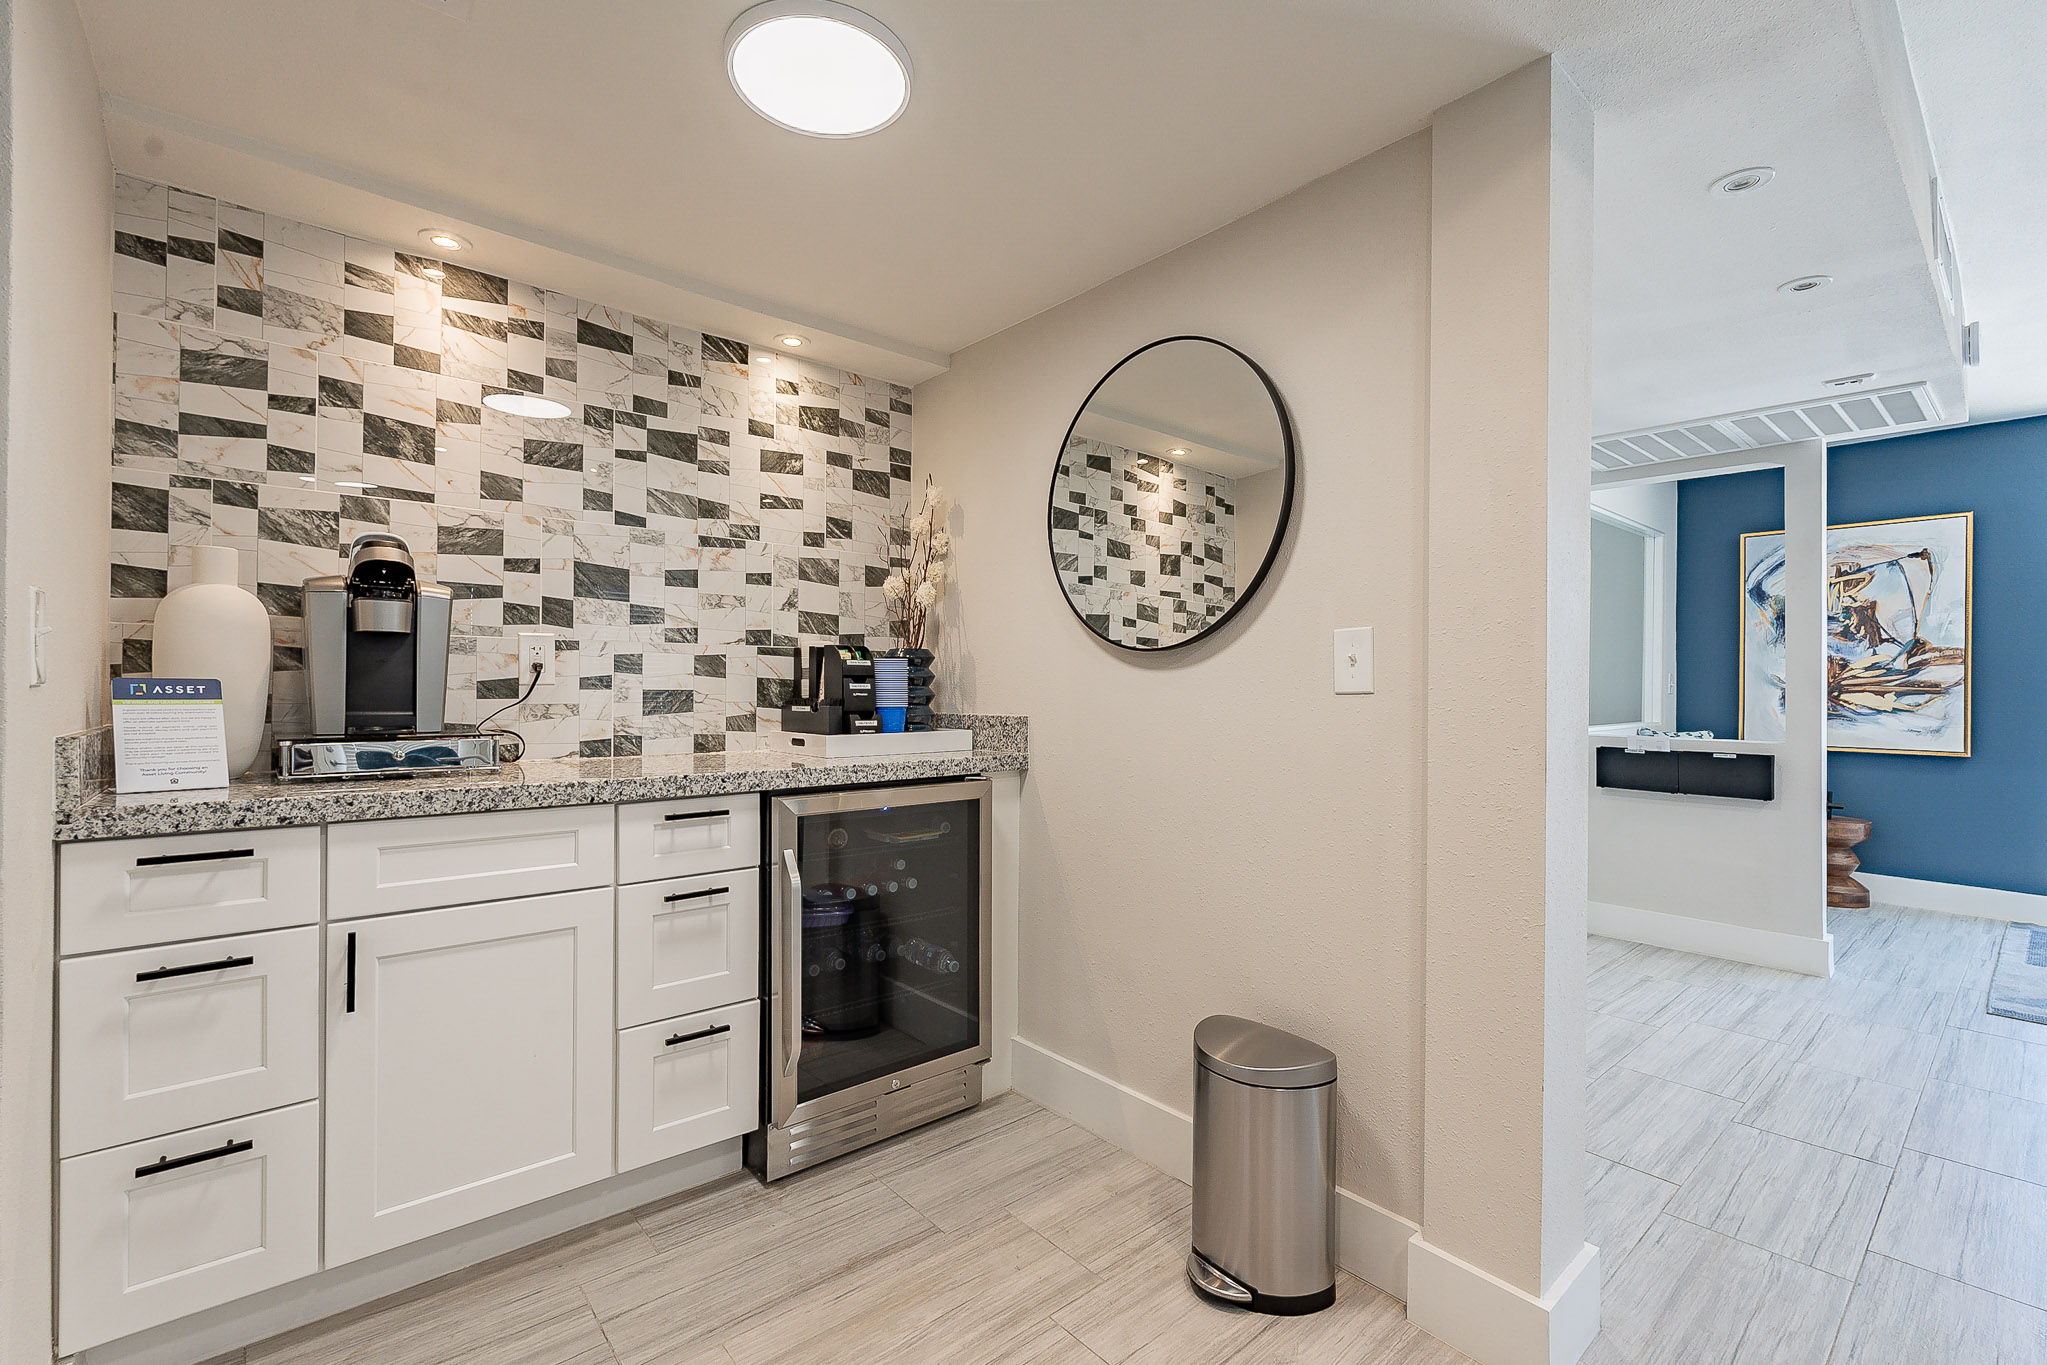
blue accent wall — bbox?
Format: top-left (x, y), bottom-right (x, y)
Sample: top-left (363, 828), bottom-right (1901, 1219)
top-left (1673, 417), bottom-right (2047, 897)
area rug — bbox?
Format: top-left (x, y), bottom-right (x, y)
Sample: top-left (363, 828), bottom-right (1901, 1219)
top-left (1987, 922), bottom-right (2047, 1024)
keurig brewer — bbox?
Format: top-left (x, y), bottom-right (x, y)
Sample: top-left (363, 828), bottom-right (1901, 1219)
top-left (276, 533), bottom-right (500, 779)
top-left (784, 644), bottom-right (881, 734)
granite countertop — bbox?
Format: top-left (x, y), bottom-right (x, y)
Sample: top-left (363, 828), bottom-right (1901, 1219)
top-left (54, 716), bottom-right (1025, 843)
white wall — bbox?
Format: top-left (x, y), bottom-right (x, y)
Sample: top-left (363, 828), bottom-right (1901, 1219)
top-left (0, 2), bottom-right (112, 1361)
top-left (1588, 443), bottom-right (1830, 975)
top-left (915, 58), bottom-right (1596, 1357)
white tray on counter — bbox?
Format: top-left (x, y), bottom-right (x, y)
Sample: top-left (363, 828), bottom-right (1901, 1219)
top-left (765, 729), bottom-right (973, 759)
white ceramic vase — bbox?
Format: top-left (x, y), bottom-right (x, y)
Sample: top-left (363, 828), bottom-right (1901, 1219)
top-left (151, 545), bottom-right (273, 777)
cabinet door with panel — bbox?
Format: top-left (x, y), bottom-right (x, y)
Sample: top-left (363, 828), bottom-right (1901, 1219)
top-left (324, 889), bottom-right (614, 1264)
top-left (60, 827), bottom-right (321, 955)
top-left (617, 795), bottom-right (761, 884)
top-left (327, 805), bottom-right (615, 918)
top-left (616, 1001), bottom-right (760, 1172)
top-left (616, 871), bottom-right (759, 1026)
top-left (59, 925), bottom-right (320, 1156)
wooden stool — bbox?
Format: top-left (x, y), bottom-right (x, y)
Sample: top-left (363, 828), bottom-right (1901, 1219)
top-left (1828, 813), bottom-right (1873, 909)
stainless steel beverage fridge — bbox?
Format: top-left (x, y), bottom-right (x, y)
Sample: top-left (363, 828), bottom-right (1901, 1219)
top-left (748, 778), bottom-right (992, 1180)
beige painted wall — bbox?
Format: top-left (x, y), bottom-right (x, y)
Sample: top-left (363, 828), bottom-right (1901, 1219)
top-left (0, 1), bottom-right (112, 1360)
top-left (915, 133), bottom-right (1436, 1221)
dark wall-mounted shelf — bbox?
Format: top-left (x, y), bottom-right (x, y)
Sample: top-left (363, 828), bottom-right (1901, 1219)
top-left (1594, 746), bottom-right (1775, 802)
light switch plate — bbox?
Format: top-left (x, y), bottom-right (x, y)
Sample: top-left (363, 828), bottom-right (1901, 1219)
top-left (1334, 627), bottom-right (1373, 694)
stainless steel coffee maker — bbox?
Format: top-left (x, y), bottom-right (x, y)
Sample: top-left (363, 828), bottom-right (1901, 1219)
top-left (278, 533), bottom-right (498, 779)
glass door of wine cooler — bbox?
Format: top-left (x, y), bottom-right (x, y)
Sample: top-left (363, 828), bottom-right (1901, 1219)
top-left (767, 779), bottom-right (992, 1130)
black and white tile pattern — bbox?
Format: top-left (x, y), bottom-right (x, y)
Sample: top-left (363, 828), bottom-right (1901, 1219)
top-left (1051, 436), bottom-right (1237, 647)
top-left (109, 176), bottom-right (914, 759)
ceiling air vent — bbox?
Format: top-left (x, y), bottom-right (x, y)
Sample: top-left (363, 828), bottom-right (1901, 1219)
top-left (1590, 381), bottom-right (1944, 470)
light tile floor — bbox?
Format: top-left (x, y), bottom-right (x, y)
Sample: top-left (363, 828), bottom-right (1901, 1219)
top-left (208, 902), bottom-right (2047, 1365)
top-left (1586, 902), bottom-right (2047, 1364)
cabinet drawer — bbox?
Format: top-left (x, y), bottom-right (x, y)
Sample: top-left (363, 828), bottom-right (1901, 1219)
top-left (58, 1101), bottom-right (320, 1355)
top-left (59, 927), bottom-right (320, 1157)
top-left (617, 795), bottom-right (760, 884)
top-left (617, 872), bottom-right (759, 1027)
top-left (616, 1001), bottom-right (760, 1173)
top-left (59, 828), bottom-right (321, 956)
top-left (327, 805), bottom-right (615, 919)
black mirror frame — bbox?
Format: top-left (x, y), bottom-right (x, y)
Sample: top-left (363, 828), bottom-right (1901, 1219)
top-left (1045, 335), bottom-right (1297, 653)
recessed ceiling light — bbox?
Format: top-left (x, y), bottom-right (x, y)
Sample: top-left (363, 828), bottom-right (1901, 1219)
top-left (419, 229), bottom-right (471, 252)
top-left (777, 334), bottom-right (808, 348)
top-left (1167, 448), bottom-right (1189, 457)
top-left (1779, 275), bottom-right (1833, 294)
top-left (1711, 167), bottom-right (1776, 195)
top-left (1823, 372), bottom-right (1875, 388)
top-left (483, 392), bottom-right (574, 419)
top-left (727, 1), bottom-right (911, 138)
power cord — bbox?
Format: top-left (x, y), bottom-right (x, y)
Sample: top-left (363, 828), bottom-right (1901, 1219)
top-left (475, 660), bottom-right (543, 763)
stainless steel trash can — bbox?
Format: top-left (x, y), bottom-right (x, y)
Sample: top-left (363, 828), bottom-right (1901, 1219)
top-left (1187, 1015), bottom-right (1337, 1315)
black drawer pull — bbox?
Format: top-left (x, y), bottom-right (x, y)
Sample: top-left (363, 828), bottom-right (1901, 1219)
top-left (134, 848), bottom-right (255, 868)
top-left (344, 931), bottom-right (358, 1014)
top-left (664, 1023), bottom-right (732, 1047)
top-left (663, 886), bottom-right (728, 903)
top-left (135, 1137), bottom-right (253, 1179)
top-left (136, 954), bottom-right (254, 983)
top-left (662, 810), bottom-right (728, 822)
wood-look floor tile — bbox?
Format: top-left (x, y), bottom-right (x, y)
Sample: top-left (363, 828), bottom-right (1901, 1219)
top-left (587, 1177), bottom-right (937, 1365)
top-left (1796, 1015), bottom-right (1940, 1088)
top-left (1052, 1239), bottom-right (1274, 1364)
top-left (1592, 973), bottom-right (1707, 1027)
top-left (878, 1103), bottom-right (1118, 1233)
top-left (1828, 1253), bottom-right (2047, 1364)
top-left (1739, 1061), bottom-right (1918, 1164)
top-left (1871, 1150), bottom-right (2047, 1309)
top-left (1682, 979), bottom-right (1830, 1048)
top-left (1621, 1021), bottom-right (1794, 1102)
top-left (1004, 1148), bottom-right (1191, 1272)
top-left (1945, 980), bottom-right (2047, 1044)
top-left (1666, 1125), bottom-right (1891, 1277)
top-left (1929, 1027), bottom-right (2047, 1103)
top-left (1224, 1273), bottom-right (1471, 1364)
top-left (1587, 1011), bottom-right (1653, 1078)
top-left (1596, 1216), bottom-right (1853, 1365)
top-left (1587, 1067), bottom-right (1742, 1183)
top-left (1907, 1080), bottom-right (2047, 1185)
top-left (1585, 1155), bottom-right (1675, 1273)
top-left (719, 1214), bottom-right (1097, 1365)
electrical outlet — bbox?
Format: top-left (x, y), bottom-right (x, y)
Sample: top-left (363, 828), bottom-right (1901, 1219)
top-left (518, 632), bottom-right (555, 685)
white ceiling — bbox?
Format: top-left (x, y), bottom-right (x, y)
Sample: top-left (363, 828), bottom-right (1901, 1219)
top-left (1896, 0), bottom-right (2047, 425)
top-left (76, 0), bottom-right (1966, 432)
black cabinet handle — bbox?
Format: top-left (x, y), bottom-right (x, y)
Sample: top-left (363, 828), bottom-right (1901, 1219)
top-left (344, 932), bottom-right (358, 1014)
top-left (136, 955), bottom-right (254, 983)
top-left (135, 848), bottom-right (255, 868)
top-left (662, 886), bottom-right (728, 903)
top-left (662, 810), bottom-right (728, 822)
top-left (664, 1023), bottom-right (731, 1047)
top-left (135, 1138), bottom-right (253, 1179)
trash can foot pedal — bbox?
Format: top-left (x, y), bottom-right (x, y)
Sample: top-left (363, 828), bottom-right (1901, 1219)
top-left (1187, 1251), bottom-right (1254, 1304)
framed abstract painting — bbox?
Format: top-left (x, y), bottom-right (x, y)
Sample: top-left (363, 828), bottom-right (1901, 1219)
top-left (1739, 512), bottom-right (1972, 756)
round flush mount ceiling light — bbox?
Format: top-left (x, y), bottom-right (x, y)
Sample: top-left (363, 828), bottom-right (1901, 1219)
top-left (726, 1), bottom-right (911, 138)
top-left (776, 334), bottom-right (808, 348)
top-left (1779, 274), bottom-right (1833, 294)
top-left (483, 392), bottom-right (574, 419)
top-left (419, 229), bottom-right (471, 252)
top-left (1711, 166), bottom-right (1775, 195)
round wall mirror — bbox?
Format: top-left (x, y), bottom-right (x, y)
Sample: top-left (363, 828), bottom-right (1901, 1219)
top-left (1047, 337), bottom-right (1295, 650)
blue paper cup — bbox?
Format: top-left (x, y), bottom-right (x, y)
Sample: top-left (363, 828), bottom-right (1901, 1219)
top-left (879, 706), bottom-right (907, 733)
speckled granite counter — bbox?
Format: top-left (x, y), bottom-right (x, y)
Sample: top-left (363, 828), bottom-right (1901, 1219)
top-left (54, 715), bottom-right (1025, 843)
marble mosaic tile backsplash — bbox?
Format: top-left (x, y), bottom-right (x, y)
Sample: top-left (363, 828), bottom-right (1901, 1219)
top-left (108, 175), bottom-right (912, 759)
top-left (1051, 436), bottom-right (1237, 647)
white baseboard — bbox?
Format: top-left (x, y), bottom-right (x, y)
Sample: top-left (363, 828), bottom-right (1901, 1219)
top-left (1589, 900), bottom-right (1833, 976)
top-left (1857, 874), bottom-right (2047, 923)
top-left (1011, 1038), bottom-right (1423, 1305)
top-left (1406, 1237), bottom-right (1602, 1365)
top-left (77, 1140), bottom-right (743, 1365)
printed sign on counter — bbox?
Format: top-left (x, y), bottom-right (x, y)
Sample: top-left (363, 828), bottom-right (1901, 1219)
top-left (111, 678), bottom-right (229, 793)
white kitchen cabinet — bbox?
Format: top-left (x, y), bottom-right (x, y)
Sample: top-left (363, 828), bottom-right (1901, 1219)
top-left (617, 794), bottom-right (760, 884)
top-left (59, 826), bottom-right (321, 955)
top-left (58, 926), bottom-right (320, 1157)
top-left (615, 1001), bottom-right (760, 1173)
top-left (616, 871), bottom-right (759, 1027)
top-left (326, 804), bottom-right (614, 918)
top-left (58, 1101), bottom-right (321, 1355)
top-left (323, 889), bottom-right (615, 1265)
